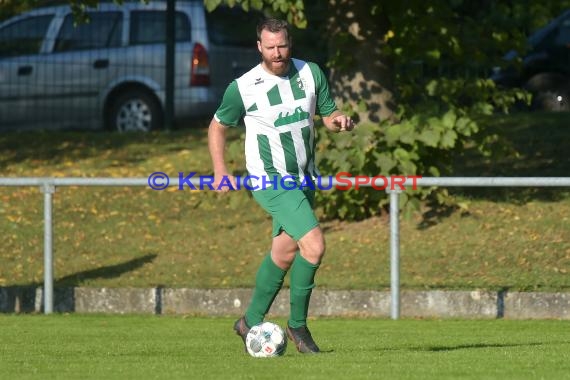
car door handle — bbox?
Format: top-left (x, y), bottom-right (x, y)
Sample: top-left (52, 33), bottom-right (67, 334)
top-left (18, 66), bottom-right (33, 76)
top-left (93, 59), bottom-right (109, 69)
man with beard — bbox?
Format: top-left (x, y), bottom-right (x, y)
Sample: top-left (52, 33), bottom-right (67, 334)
top-left (208, 18), bottom-right (355, 354)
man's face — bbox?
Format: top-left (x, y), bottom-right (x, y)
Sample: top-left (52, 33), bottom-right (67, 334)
top-left (257, 29), bottom-right (291, 76)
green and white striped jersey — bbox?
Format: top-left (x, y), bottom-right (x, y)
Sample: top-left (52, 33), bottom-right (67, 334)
top-left (214, 58), bottom-right (337, 187)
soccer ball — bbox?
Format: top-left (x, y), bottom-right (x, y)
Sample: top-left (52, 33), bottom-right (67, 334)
top-left (245, 321), bottom-right (287, 358)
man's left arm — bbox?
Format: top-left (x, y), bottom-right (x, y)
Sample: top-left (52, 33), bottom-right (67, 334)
top-left (309, 62), bottom-right (355, 133)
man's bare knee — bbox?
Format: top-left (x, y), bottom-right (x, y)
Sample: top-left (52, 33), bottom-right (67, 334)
top-left (298, 227), bottom-right (325, 265)
top-left (271, 232), bottom-right (299, 269)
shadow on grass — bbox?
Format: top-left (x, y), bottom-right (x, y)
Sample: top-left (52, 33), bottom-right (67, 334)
top-left (373, 341), bottom-right (555, 354)
top-left (417, 201), bottom-right (461, 230)
top-left (412, 342), bottom-right (545, 352)
top-left (53, 253), bottom-right (157, 287)
top-left (0, 254), bottom-right (157, 313)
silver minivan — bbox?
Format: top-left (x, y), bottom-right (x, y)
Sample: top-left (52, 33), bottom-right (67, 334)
top-left (0, 1), bottom-right (260, 131)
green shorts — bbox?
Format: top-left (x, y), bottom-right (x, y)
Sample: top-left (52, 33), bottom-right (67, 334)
top-left (252, 186), bottom-right (318, 241)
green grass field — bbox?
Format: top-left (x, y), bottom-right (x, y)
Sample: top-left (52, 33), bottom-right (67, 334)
top-left (1, 315), bottom-right (569, 380)
top-left (0, 112), bottom-right (569, 291)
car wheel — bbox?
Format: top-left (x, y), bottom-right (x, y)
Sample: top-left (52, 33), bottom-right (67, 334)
top-left (108, 90), bottom-right (163, 132)
top-left (525, 73), bottom-right (570, 112)
top-left (531, 89), bottom-right (570, 112)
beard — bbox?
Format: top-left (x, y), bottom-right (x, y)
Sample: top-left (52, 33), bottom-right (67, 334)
top-left (261, 55), bottom-right (291, 76)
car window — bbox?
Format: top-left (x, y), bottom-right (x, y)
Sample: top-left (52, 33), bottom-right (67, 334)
top-left (205, 6), bottom-right (261, 47)
top-left (129, 11), bottom-right (191, 45)
top-left (54, 11), bottom-right (123, 52)
top-left (0, 15), bottom-right (53, 57)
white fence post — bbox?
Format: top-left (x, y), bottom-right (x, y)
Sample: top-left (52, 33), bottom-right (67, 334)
top-left (388, 189), bottom-right (401, 320)
top-left (40, 183), bottom-right (55, 314)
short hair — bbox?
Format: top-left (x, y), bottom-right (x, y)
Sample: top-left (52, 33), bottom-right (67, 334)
top-left (256, 18), bottom-right (291, 43)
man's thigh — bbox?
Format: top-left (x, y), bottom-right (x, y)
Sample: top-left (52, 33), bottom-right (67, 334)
top-left (252, 188), bottom-right (318, 241)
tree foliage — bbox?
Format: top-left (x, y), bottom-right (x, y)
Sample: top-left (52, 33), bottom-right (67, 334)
top-left (203, 0), bottom-right (306, 27)
top-left (314, 0), bottom-right (569, 220)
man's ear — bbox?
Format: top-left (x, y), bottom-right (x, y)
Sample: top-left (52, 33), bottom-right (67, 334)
top-left (257, 40), bottom-right (262, 54)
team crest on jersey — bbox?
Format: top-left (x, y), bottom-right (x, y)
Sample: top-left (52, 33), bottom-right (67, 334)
top-left (274, 106), bottom-right (310, 127)
top-left (296, 77), bottom-right (307, 90)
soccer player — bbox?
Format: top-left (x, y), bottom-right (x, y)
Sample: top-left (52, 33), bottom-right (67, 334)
top-left (208, 18), bottom-right (355, 354)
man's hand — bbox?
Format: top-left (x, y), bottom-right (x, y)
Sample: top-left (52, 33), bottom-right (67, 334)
top-left (322, 111), bottom-right (356, 133)
top-left (331, 114), bottom-right (355, 132)
top-left (213, 173), bottom-right (237, 193)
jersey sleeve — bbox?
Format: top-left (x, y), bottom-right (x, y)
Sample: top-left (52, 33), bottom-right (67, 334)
top-left (308, 62), bottom-right (338, 117)
top-left (214, 80), bottom-right (246, 127)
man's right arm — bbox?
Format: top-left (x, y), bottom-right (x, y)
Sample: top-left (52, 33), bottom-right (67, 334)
top-left (208, 118), bottom-right (236, 192)
top-left (208, 80), bottom-right (245, 192)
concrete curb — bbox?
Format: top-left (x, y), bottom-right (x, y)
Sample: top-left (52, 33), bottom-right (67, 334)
top-left (0, 287), bottom-right (568, 319)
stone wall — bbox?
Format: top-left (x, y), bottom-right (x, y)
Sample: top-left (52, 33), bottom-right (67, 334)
top-left (1, 287), bottom-right (569, 319)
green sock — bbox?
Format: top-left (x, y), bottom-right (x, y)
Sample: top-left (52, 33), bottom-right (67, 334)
top-left (245, 253), bottom-right (287, 327)
top-left (288, 252), bottom-right (319, 328)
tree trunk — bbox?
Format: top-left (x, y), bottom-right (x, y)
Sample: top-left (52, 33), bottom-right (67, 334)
top-left (326, 0), bottom-right (396, 123)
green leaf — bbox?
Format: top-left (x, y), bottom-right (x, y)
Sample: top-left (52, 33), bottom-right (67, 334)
top-left (441, 110), bottom-right (457, 129)
top-left (441, 130), bottom-right (458, 148)
top-left (398, 191), bottom-right (409, 209)
top-left (250, 0), bottom-right (264, 9)
top-left (403, 196), bottom-right (421, 219)
top-left (426, 49), bottom-right (441, 60)
top-left (374, 152), bottom-right (397, 173)
top-left (385, 124), bottom-right (402, 145)
top-left (428, 166), bottom-right (441, 176)
top-left (419, 129), bottom-right (440, 147)
top-left (203, 0), bottom-right (223, 12)
top-left (296, 18), bottom-right (308, 29)
top-left (455, 116), bottom-right (471, 133)
top-left (398, 159), bottom-right (417, 175)
top-left (393, 147), bottom-right (410, 161)
top-left (399, 123), bottom-right (417, 145)
top-left (426, 80), bottom-right (438, 96)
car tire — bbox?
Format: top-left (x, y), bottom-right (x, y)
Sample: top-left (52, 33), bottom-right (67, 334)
top-left (525, 73), bottom-right (570, 112)
top-left (108, 89), bottom-right (163, 132)
top-left (531, 89), bottom-right (570, 112)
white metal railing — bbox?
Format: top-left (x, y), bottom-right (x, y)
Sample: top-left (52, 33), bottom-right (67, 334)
top-left (1, 176), bottom-right (570, 318)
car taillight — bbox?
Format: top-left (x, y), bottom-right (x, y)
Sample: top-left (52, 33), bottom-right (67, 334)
top-left (191, 43), bottom-right (210, 86)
